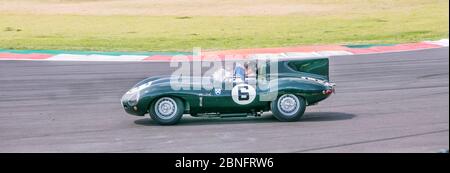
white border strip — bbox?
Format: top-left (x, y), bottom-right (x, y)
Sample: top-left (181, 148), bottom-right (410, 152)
top-left (47, 54), bottom-right (148, 62)
top-left (423, 39), bottom-right (449, 47)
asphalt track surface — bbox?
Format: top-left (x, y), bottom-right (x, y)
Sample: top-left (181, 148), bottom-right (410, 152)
top-left (0, 48), bottom-right (448, 153)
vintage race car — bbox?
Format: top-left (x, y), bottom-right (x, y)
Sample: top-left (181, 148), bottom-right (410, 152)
top-left (121, 56), bottom-right (335, 125)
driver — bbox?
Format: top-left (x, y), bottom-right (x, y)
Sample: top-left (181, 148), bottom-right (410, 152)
top-left (211, 61), bottom-right (255, 83)
top-left (234, 61), bottom-right (256, 83)
top-left (234, 63), bottom-right (246, 82)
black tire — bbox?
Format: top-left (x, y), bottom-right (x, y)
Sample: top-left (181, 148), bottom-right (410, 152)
top-left (271, 94), bottom-right (306, 122)
top-left (149, 97), bottom-right (184, 125)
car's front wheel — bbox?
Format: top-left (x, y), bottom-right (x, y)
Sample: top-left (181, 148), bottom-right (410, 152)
top-left (271, 94), bottom-right (306, 122)
top-left (149, 97), bottom-right (184, 125)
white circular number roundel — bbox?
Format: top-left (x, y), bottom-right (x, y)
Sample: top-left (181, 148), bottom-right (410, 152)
top-left (231, 84), bottom-right (256, 105)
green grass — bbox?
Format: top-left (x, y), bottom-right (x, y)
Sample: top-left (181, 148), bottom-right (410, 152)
top-left (0, 1), bottom-right (448, 52)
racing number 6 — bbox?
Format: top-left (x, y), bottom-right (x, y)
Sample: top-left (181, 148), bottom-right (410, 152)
top-left (231, 84), bottom-right (256, 105)
top-left (238, 86), bottom-right (249, 101)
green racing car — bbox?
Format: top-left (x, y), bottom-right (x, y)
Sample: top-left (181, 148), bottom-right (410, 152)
top-left (121, 56), bottom-right (335, 125)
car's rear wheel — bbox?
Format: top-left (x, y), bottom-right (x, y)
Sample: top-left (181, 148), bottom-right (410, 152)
top-left (149, 97), bottom-right (184, 125)
top-left (271, 94), bottom-right (306, 122)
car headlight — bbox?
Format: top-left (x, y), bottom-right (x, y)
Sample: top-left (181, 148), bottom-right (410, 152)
top-left (125, 81), bottom-right (152, 106)
top-left (127, 92), bottom-right (140, 106)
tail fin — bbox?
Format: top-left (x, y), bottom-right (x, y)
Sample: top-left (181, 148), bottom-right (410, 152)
top-left (281, 58), bottom-right (330, 81)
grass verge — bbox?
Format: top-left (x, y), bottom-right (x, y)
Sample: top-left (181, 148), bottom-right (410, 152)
top-left (0, 1), bottom-right (448, 52)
